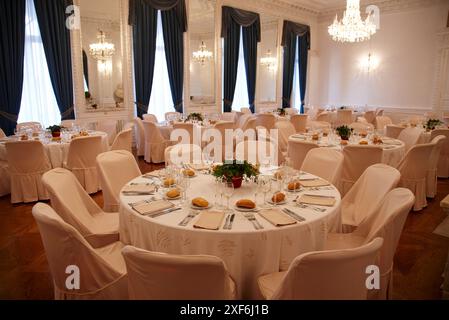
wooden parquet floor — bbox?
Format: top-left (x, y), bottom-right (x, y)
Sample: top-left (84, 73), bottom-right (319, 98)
top-left (0, 158), bottom-right (448, 300)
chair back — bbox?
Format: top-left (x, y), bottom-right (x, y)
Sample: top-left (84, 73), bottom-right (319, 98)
top-left (385, 125), bottom-right (405, 139)
top-left (133, 117), bottom-right (145, 156)
top-left (301, 148), bottom-right (344, 185)
top-left (336, 109), bottom-right (353, 126)
top-left (397, 127), bottom-right (422, 152)
top-left (275, 121), bottom-right (296, 152)
top-left (290, 114), bottom-right (308, 133)
top-left (431, 129), bottom-right (449, 178)
top-left (255, 114), bottom-right (276, 131)
top-left (287, 140), bottom-right (319, 170)
top-left (111, 129), bottom-right (133, 153)
top-left (143, 114), bottom-right (158, 123)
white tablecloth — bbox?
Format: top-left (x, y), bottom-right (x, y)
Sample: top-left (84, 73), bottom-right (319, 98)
top-left (289, 134), bottom-right (406, 168)
top-left (0, 131), bottom-right (109, 168)
top-left (119, 171), bottom-right (342, 299)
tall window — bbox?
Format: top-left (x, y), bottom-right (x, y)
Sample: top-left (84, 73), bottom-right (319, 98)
top-left (148, 11), bottom-right (175, 122)
top-left (18, 0), bottom-right (61, 128)
top-left (232, 28), bottom-right (249, 111)
top-left (291, 39), bottom-right (301, 111)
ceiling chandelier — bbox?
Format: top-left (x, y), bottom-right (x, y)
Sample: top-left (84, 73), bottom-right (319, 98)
top-left (260, 50), bottom-right (277, 71)
top-left (328, 0), bottom-right (377, 43)
top-left (89, 30), bottom-right (115, 61)
top-left (193, 41), bottom-right (213, 65)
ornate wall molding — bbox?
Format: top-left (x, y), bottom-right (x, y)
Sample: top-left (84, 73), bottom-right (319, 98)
top-left (433, 28), bottom-right (449, 111)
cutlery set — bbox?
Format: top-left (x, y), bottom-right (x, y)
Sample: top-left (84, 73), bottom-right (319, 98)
top-left (223, 214), bottom-right (236, 230)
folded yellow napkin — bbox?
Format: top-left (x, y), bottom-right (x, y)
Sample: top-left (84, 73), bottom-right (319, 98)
top-left (299, 179), bottom-right (331, 188)
top-left (298, 194), bottom-right (336, 207)
top-left (131, 200), bottom-right (173, 215)
top-left (122, 184), bottom-right (156, 194)
top-left (194, 211), bottom-right (225, 230)
top-left (259, 209), bottom-right (297, 227)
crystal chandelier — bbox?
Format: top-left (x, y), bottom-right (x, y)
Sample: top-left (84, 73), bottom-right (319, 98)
top-left (260, 50), bottom-right (277, 71)
top-left (328, 0), bottom-right (377, 43)
top-left (89, 31), bottom-right (115, 61)
top-left (193, 41), bottom-right (213, 65)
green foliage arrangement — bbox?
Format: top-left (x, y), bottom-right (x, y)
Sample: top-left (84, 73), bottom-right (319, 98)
top-left (426, 119), bottom-right (443, 131)
top-left (185, 113), bottom-right (204, 122)
top-left (336, 125), bottom-right (354, 140)
top-left (212, 160), bottom-right (260, 182)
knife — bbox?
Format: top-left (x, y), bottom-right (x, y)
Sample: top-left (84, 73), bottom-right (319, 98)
top-left (147, 207), bottom-right (181, 218)
top-left (229, 214), bottom-right (236, 230)
top-left (283, 208), bottom-right (306, 222)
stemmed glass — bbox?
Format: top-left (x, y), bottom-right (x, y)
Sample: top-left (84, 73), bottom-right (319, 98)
top-left (222, 181), bottom-right (235, 212)
top-left (177, 176), bottom-right (189, 206)
top-left (258, 176), bottom-right (272, 208)
top-left (214, 177), bottom-right (225, 208)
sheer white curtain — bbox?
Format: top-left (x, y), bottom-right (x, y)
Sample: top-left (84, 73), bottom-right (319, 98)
top-left (291, 38), bottom-right (301, 111)
top-left (18, 0), bottom-right (61, 128)
top-left (148, 11), bottom-right (175, 122)
top-left (232, 28), bottom-right (249, 111)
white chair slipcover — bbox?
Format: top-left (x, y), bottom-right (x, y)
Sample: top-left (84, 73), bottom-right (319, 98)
top-left (0, 160), bottom-right (10, 197)
top-left (242, 118), bottom-right (256, 132)
top-left (32, 203), bottom-right (127, 300)
top-left (64, 136), bottom-right (102, 194)
top-left (143, 120), bottom-right (173, 164)
top-left (287, 140), bottom-right (319, 170)
top-left (325, 188), bottom-right (415, 299)
top-left (241, 107), bottom-right (251, 114)
top-left (290, 114), bottom-right (308, 133)
top-left (376, 109), bottom-right (384, 117)
top-left (397, 127), bottom-right (422, 153)
top-left (133, 117), bottom-right (146, 157)
top-left (255, 114), bottom-right (276, 131)
top-left (301, 148), bottom-right (344, 186)
top-left (5, 140), bottom-right (51, 203)
top-left (16, 121), bottom-right (42, 132)
top-left (142, 114), bottom-right (158, 123)
top-left (97, 151), bottom-right (141, 212)
top-left (336, 109), bottom-right (353, 126)
top-left (257, 238), bottom-right (383, 300)
top-left (61, 119), bottom-right (82, 129)
top-left (220, 112), bottom-right (237, 123)
top-left (375, 116), bottom-right (393, 132)
top-left (173, 122), bottom-right (195, 144)
top-left (341, 145), bottom-right (383, 196)
top-left (275, 121), bottom-right (296, 153)
top-left (427, 135), bottom-right (446, 198)
top-left (385, 125), bottom-right (405, 139)
top-left (0, 127), bottom-right (6, 138)
top-left (316, 112), bottom-right (331, 123)
top-left (237, 114), bottom-right (252, 129)
top-left (397, 143), bottom-right (434, 211)
top-left (165, 112), bottom-right (181, 122)
top-left (110, 128), bottom-right (133, 153)
top-left (42, 168), bottom-right (119, 248)
top-left (363, 111), bottom-right (376, 124)
top-left (214, 121), bottom-right (236, 161)
top-left (431, 129), bottom-right (449, 178)
top-left (122, 246), bottom-right (236, 300)
top-left (97, 120), bottom-right (118, 146)
top-left (164, 144), bottom-right (202, 167)
top-left (308, 120), bottom-right (332, 131)
top-left (349, 122), bottom-right (374, 133)
top-left (341, 164), bottom-right (400, 232)
top-left (236, 140), bottom-right (278, 166)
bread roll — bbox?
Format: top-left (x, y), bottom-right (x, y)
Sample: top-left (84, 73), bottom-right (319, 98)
top-left (272, 192), bottom-right (286, 203)
top-left (192, 197), bottom-right (209, 208)
top-left (236, 199), bottom-right (256, 209)
top-left (340, 140), bottom-right (349, 146)
top-left (166, 188), bottom-right (180, 199)
top-left (288, 181), bottom-right (301, 191)
top-left (359, 140), bottom-right (368, 145)
top-left (183, 169), bottom-right (195, 177)
top-left (164, 178), bottom-right (176, 187)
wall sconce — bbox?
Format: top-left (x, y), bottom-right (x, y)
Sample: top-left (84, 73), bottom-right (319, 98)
top-left (359, 52), bottom-right (380, 73)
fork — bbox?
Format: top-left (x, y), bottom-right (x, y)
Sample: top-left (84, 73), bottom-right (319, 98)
top-left (244, 213), bottom-right (264, 230)
top-left (178, 211), bottom-right (199, 226)
top-left (297, 203), bottom-right (326, 212)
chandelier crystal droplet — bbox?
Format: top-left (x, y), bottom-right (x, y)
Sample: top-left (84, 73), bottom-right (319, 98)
top-left (89, 31), bottom-right (115, 61)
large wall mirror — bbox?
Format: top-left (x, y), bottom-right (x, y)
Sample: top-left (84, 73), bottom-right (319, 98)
top-left (79, 0), bottom-right (124, 111)
top-left (189, 0), bottom-right (216, 106)
top-left (258, 14), bottom-right (278, 105)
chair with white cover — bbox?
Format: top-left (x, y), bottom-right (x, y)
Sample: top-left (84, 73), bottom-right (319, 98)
top-left (165, 112), bottom-right (181, 122)
top-left (325, 188), bottom-right (415, 299)
top-left (285, 108), bottom-right (298, 115)
top-left (290, 114), bottom-right (308, 133)
top-left (97, 151), bottom-right (141, 212)
top-left (214, 121), bottom-right (236, 161)
top-left (375, 116), bottom-right (393, 133)
top-left (397, 127), bottom-right (423, 153)
top-left (385, 125), bottom-right (405, 139)
top-left (165, 144), bottom-right (202, 167)
top-left (142, 114), bottom-right (158, 123)
top-left (363, 111), bottom-right (376, 124)
top-left (61, 119), bottom-right (82, 129)
top-left (431, 129), bottom-right (449, 178)
top-left (241, 107), bottom-right (251, 114)
top-left (5, 140), bottom-right (51, 203)
top-left (122, 245), bottom-right (236, 300)
top-left (301, 149), bottom-right (344, 185)
top-left (275, 121), bottom-right (296, 153)
top-left (397, 143), bottom-right (434, 211)
top-left (236, 140), bottom-right (278, 166)
top-left (0, 127), bottom-right (6, 138)
top-left (110, 129), bottom-right (133, 153)
top-left (32, 203), bottom-right (127, 300)
top-left (133, 117), bottom-right (145, 157)
top-left (257, 238), bottom-right (383, 300)
top-left (336, 109), bottom-right (353, 126)
top-left (350, 122), bottom-right (374, 133)
top-left (242, 118), bottom-right (256, 132)
top-left (376, 109), bottom-right (384, 117)
top-left (341, 164), bottom-right (400, 232)
top-left (0, 160), bottom-right (10, 197)
top-left (97, 120), bottom-right (118, 146)
top-left (220, 112), bottom-right (237, 123)
top-left (255, 114), bottom-right (276, 131)
top-left (143, 121), bottom-right (174, 164)
top-left (237, 114), bottom-right (252, 129)
top-left (123, 122), bottom-right (134, 131)
top-left (341, 146), bottom-right (383, 196)
top-left (427, 135), bottom-right (446, 198)
top-left (309, 121), bottom-right (331, 131)
top-left (64, 136), bottom-right (102, 194)
top-left (173, 122), bottom-right (195, 144)
top-left (16, 121), bottom-right (42, 132)
top-left (316, 112), bottom-right (331, 123)
top-left (287, 140), bottom-right (319, 170)
top-left (42, 168), bottom-right (119, 248)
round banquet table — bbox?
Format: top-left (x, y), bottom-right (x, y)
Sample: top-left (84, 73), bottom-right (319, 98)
top-left (119, 170), bottom-right (342, 299)
top-left (0, 131), bottom-right (109, 168)
top-left (289, 133), bottom-right (406, 168)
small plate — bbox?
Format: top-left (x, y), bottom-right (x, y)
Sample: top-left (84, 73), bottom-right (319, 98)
top-left (286, 188), bottom-right (302, 193)
top-left (234, 205), bottom-right (259, 212)
top-left (190, 203), bottom-right (213, 210)
top-left (164, 195), bottom-right (182, 201)
top-left (267, 199), bottom-right (287, 205)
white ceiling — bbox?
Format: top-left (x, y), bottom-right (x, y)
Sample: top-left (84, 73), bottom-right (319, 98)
top-left (79, 0), bottom-right (121, 21)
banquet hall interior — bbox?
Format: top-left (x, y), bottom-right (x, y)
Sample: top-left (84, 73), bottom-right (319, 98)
top-left (1, 0), bottom-right (449, 301)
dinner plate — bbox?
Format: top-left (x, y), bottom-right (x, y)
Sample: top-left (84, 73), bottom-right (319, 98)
top-left (164, 195), bottom-right (182, 201)
top-left (267, 199), bottom-right (287, 205)
top-left (190, 203), bottom-right (213, 210)
top-left (234, 205), bottom-right (259, 212)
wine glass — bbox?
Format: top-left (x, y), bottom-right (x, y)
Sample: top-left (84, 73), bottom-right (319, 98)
top-left (214, 177), bottom-right (225, 208)
top-left (223, 181), bottom-right (235, 212)
top-left (258, 176), bottom-right (272, 208)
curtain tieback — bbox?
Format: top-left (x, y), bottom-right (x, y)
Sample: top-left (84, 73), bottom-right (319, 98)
top-left (0, 110), bottom-right (19, 123)
top-left (134, 101), bottom-right (148, 113)
top-left (223, 99), bottom-right (233, 105)
top-left (61, 106), bottom-right (74, 119)
top-left (174, 100), bottom-right (183, 109)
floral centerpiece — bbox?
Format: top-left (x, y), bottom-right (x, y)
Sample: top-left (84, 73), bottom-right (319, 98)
top-left (212, 160), bottom-right (260, 188)
top-left (185, 112), bottom-right (204, 123)
top-left (336, 125), bottom-right (353, 141)
top-left (47, 125), bottom-right (64, 138)
top-left (425, 119), bottom-right (443, 131)
top-left (276, 108), bottom-right (286, 116)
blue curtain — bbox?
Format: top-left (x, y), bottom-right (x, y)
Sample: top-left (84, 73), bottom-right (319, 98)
top-left (282, 33), bottom-right (297, 109)
top-left (222, 17), bottom-right (240, 113)
top-left (242, 23), bottom-right (258, 114)
top-left (298, 35), bottom-right (309, 114)
top-left (34, 0), bottom-right (75, 120)
top-left (0, 0), bottom-right (26, 135)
